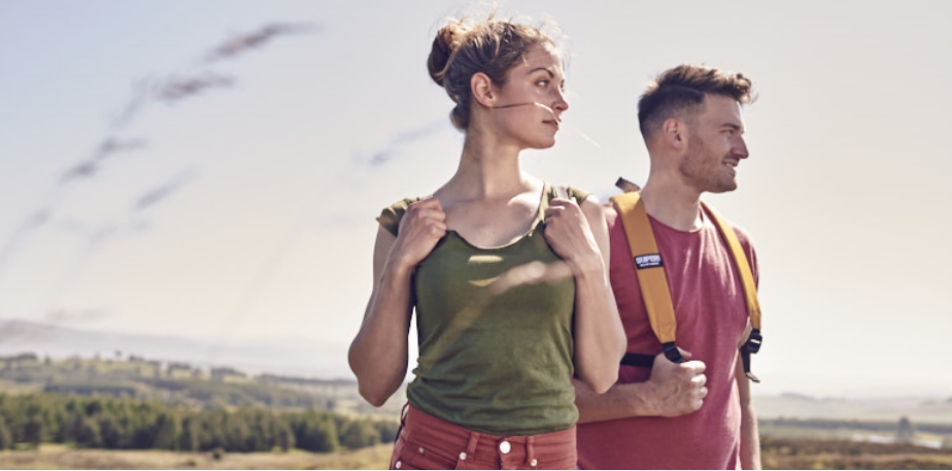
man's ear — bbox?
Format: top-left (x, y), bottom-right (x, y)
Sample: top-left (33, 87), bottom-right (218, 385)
top-left (471, 72), bottom-right (496, 108)
top-left (661, 118), bottom-right (686, 150)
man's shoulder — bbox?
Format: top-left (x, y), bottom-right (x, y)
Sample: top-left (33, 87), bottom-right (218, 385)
top-left (729, 222), bottom-right (755, 249)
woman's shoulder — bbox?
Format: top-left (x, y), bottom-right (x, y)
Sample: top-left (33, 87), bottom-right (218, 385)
top-left (544, 182), bottom-right (591, 206)
top-left (376, 197), bottom-right (422, 237)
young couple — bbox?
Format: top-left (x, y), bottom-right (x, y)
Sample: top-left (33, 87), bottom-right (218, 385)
top-left (349, 12), bottom-right (761, 470)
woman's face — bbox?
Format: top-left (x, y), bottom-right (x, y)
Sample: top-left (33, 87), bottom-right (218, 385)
top-left (488, 42), bottom-right (569, 150)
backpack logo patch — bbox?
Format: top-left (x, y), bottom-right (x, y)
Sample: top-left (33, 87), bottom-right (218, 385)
top-left (634, 254), bottom-right (663, 269)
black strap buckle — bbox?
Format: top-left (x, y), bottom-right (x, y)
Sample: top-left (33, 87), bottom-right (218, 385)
top-left (740, 329), bottom-right (763, 383)
top-left (662, 342), bottom-right (684, 364)
top-left (620, 352), bottom-right (654, 368)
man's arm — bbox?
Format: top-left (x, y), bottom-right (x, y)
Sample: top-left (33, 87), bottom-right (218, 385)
top-left (574, 350), bottom-right (708, 423)
top-left (735, 354), bottom-right (761, 469)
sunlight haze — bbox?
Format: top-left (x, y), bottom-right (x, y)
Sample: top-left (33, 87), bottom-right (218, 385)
top-left (1, 0), bottom-right (950, 398)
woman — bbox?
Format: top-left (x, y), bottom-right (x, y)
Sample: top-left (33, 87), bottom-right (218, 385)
top-left (348, 13), bottom-right (625, 470)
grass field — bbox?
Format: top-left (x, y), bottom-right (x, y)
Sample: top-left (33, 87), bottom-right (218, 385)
top-left (0, 444), bottom-right (393, 470)
top-left (2, 439), bottom-right (952, 470)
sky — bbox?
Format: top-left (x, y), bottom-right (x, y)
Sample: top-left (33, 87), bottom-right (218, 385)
top-left (1, 0), bottom-right (950, 398)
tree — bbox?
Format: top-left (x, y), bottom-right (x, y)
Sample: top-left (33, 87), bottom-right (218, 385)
top-left (339, 420), bottom-right (380, 449)
top-left (98, 412), bottom-right (125, 449)
top-left (24, 418), bottom-right (44, 448)
top-left (273, 419), bottom-right (295, 452)
top-left (0, 417), bottom-right (13, 450)
top-left (179, 416), bottom-right (200, 452)
top-left (76, 417), bottom-right (102, 448)
top-left (294, 411), bottom-right (339, 453)
top-left (152, 412), bottom-right (181, 450)
top-left (376, 420), bottom-right (400, 443)
top-left (896, 416), bottom-right (916, 442)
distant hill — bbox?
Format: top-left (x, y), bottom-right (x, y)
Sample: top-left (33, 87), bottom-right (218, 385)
top-left (0, 318), bottom-right (352, 380)
top-left (0, 350), bottom-right (405, 417)
top-left (6, 319), bottom-right (948, 426)
top-left (755, 392), bottom-right (952, 425)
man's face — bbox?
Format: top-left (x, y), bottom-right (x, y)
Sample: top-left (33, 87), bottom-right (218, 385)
top-left (678, 94), bottom-right (749, 193)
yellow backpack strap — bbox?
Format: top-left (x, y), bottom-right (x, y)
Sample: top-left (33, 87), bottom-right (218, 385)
top-left (701, 201), bottom-right (763, 382)
top-left (611, 192), bottom-right (684, 364)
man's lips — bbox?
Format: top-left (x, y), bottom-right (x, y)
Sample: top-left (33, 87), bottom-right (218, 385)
top-left (723, 160), bottom-right (738, 174)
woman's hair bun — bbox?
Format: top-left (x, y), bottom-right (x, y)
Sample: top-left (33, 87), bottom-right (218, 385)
top-left (427, 12), bottom-right (557, 131)
top-left (427, 22), bottom-right (466, 87)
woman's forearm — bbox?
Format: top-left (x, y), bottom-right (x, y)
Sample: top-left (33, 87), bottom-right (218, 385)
top-left (348, 234), bottom-right (416, 407)
top-left (572, 260), bottom-right (626, 393)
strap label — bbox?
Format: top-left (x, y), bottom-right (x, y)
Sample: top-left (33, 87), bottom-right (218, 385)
top-left (634, 254), bottom-right (663, 269)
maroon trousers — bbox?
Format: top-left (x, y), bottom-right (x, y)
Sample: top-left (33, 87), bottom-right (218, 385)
top-left (389, 405), bottom-right (577, 470)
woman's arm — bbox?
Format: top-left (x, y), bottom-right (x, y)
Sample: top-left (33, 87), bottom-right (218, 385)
top-left (544, 196), bottom-right (626, 393)
top-left (348, 198), bottom-right (446, 406)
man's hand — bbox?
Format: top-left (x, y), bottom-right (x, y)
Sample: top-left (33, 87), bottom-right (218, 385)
top-left (644, 349), bottom-right (708, 417)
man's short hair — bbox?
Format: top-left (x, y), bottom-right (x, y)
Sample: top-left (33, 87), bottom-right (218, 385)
top-left (638, 64), bottom-right (755, 140)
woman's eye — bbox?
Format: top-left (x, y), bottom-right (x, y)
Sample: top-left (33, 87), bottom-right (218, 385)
top-left (537, 79), bottom-right (550, 87)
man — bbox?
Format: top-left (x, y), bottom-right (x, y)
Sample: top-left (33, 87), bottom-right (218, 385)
top-left (575, 64), bottom-right (761, 469)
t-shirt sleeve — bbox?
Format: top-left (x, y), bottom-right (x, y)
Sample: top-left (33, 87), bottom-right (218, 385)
top-left (565, 186), bottom-right (591, 206)
top-left (732, 225), bottom-right (759, 287)
top-left (376, 197), bottom-right (419, 237)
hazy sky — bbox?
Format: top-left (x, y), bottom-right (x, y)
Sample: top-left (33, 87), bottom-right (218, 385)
top-left (1, 0), bottom-right (950, 397)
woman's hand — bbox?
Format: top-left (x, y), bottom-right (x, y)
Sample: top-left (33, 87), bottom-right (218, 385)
top-left (553, 197), bottom-right (626, 394)
top-left (543, 197), bottom-right (603, 276)
top-left (388, 196), bottom-right (447, 271)
top-left (350, 196), bottom-right (446, 407)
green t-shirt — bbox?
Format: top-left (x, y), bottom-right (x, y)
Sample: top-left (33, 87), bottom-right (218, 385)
top-left (377, 183), bottom-right (589, 436)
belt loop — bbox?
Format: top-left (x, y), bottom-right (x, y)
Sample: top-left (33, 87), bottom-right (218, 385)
top-left (466, 431), bottom-right (480, 456)
top-left (400, 401), bottom-right (409, 427)
top-left (393, 401), bottom-right (411, 444)
top-left (525, 435), bottom-right (537, 468)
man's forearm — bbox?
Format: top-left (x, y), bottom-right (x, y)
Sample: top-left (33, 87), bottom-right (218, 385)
top-left (736, 356), bottom-right (761, 469)
top-left (739, 402), bottom-right (761, 469)
top-left (574, 378), bottom-right (659, 423)
top-left (574, 353), bottom-right (708, 423)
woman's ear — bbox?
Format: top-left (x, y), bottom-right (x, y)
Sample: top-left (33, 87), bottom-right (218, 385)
top-left (471, 72), bottom-right (496, 108)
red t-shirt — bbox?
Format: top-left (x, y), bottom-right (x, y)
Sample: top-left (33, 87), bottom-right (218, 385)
top-left (577, 206), bottom-right (758, 470)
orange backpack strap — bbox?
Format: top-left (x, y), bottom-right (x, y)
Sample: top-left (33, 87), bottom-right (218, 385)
top-left (611, 191), bottom-right (764, 381)
top-left (701, 201), bottom-right (763, 382)
top-left (611, 192), bottom-right (684, 364)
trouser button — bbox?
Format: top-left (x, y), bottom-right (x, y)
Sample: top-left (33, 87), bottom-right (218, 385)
top-left (499, 440), bottom-right (511, 454)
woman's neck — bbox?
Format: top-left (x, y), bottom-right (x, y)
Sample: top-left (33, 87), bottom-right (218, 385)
top-left (441, 133), bottom-right (534, 201)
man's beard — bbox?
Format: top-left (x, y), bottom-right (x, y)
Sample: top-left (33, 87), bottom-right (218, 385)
top-left (679, 135), bottom-right (737, 193)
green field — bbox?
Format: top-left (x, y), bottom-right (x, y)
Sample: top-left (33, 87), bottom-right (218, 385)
top-left (2, 439), bottom-right (952, 470)
top-left (3, 353), bottom-right (952, 469)
top-left (0, 443), bottom-right (393, 470)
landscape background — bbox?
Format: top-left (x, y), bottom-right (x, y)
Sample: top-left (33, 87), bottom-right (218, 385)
top-left (1, 0), bottom-right (951, 468)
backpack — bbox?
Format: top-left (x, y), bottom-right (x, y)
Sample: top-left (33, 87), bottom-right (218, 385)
top-left (610, 187), bottom-right (763, 382)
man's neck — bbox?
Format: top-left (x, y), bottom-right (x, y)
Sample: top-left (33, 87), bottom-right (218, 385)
top-left (639, 177), bottom-right (704, 232)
